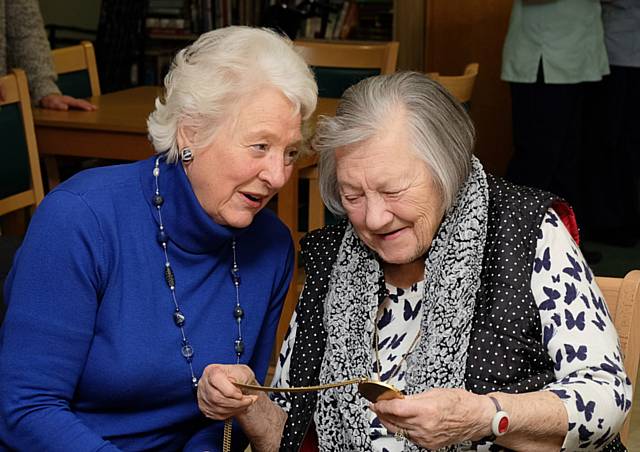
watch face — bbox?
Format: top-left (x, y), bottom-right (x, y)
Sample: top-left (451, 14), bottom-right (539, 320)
top-left (498, 415), bottom-right (509, 434)
top-left (491, 410), bottom-right (510, 437)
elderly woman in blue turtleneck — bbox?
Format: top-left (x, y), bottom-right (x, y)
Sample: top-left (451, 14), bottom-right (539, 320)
top-left (0, 26), bottom-right (317, 451)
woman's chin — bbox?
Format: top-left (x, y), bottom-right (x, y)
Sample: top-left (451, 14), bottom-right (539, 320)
top-left (214, 211), bottom-right (258, 229)
top-left (379, 254), bottom-right (414, 266)
top-left (375, 242), bottom-right (428, 266)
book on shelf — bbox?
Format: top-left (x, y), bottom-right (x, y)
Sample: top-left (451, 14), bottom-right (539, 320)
top-left (146, 16), bottom-right (192, 37)
top-left (302, 16), bottom-right (322, 39)
top-left (324, 11), bottom-right (338, 39)
top-left (339, 1), bottom-right (358, 40)
top-left (332, 1), bottom-right (350, 39)
top-left (148, 0), bottom-right (185, 16)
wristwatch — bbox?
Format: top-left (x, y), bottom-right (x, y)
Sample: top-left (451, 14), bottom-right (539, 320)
top-left (485, 395), bottom-right (510, 442)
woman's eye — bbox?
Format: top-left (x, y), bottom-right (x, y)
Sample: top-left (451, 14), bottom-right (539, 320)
top-left (284, 148), bottom-right (299, 165)
top-left (383, 190), bottom-right (402, 198)
top-left (343, 194), bottom-right (361, 203)
top-left (251, 143), bottom-right (268, 152)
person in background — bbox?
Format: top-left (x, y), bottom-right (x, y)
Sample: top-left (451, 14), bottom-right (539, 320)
top-left (0, 26), bottom-right (317, 451)
top-left (581, 0), bottom-right (640, 247)
top-left (0, 0), bottom-right (95, 110)
top-left (501, 0), bottom-right (609, 263)
top-left (197, 72), bottom-right (630, 451)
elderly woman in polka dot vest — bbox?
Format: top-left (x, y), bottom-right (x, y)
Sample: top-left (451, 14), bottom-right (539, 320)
top-left (197, 72), bottom-right (630, 451)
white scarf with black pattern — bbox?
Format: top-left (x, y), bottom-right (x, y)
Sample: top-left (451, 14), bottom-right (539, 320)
top-left (315, 157), bottom-right (489, 452)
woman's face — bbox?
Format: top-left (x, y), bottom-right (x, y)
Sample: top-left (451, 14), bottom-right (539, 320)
top-left (336, 117), bottom-right (445, 265)
top-left (181, 87), bottom-right (302, 228)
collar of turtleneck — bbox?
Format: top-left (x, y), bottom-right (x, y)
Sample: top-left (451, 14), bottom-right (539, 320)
top-left (139, 156), bottom-right (247, 254)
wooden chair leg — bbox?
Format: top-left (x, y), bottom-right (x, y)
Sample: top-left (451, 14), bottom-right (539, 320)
top-left (44, 156), bottom-right (61, 190)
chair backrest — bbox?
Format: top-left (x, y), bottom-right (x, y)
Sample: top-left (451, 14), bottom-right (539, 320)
top-left (595, 270), bottom-right (640, 444)
top-left (0, 69), bottom-right (45, 217)
top-left (294, 40), bottom-right (399, 98)
top-left (427, 62), bottom-right (479, 104)
top-left (51, 41), bottom-right (101, 99)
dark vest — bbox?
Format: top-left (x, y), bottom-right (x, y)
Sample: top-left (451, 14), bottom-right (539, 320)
top-left (279, 176), bottom-right (624, 451)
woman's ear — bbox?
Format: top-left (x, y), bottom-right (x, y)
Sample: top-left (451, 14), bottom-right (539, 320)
top-left (176, 123), bottom-right (197, 150)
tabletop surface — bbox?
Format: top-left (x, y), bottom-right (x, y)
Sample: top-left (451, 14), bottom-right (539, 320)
top-left (32, 86), bottom-right (161, 134)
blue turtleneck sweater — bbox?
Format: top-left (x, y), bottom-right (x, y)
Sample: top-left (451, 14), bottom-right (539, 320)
top-left (0, 157), bottom-right (294, 451)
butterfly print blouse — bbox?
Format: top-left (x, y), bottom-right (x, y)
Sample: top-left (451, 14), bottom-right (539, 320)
top-left (272, 209), bottom-right (631, 451)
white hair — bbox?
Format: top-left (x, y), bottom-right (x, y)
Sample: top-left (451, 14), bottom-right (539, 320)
top-left (147, 26), bottom-right (318, 162)
top-left (313, 71), bottom-right (475, 215)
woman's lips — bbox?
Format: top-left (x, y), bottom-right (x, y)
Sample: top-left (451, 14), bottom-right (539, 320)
top-left (377, 227), bottom-right (407, 241)
top-left (241, 192), bottom-right (264, 208)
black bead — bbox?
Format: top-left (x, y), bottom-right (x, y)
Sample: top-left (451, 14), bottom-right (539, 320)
top-left (152, 194), bottom-right (164, 206)
top-left (233, 306), bottom-right (244, 319)
top-left (157, 230), bottom-right (169, 245)
top-left (164, 265), bottom-right (175, 288)
top-left (173, 310), bottom-right (185, 327)
top-left (234, 339), bottom-right (245, 355)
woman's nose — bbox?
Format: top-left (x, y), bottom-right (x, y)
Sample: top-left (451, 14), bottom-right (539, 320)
top-left (364, 195), bottom-right (393, 231)
top-left (259, 154), bottom-right (289, 190)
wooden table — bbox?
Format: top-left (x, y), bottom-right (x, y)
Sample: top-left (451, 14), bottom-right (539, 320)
top-left (33, 86), bottom-right (160, 161)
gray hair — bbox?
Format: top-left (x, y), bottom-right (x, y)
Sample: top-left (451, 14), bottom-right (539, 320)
top-left (147, 26), bottom-right (318, 162)
top-left (313, 71), bottom-right (475, 215)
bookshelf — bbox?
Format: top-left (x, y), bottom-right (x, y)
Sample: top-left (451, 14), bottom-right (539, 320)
top-left (122, 0), bottom-right (427, 87)
top-left (140, 0), bottom-right (268, 85)
top-left (142, 1), bottom-right (396, 43)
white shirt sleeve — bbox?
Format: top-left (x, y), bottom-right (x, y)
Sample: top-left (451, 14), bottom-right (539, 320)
top-left (532, 209), bottom-right (632, 450)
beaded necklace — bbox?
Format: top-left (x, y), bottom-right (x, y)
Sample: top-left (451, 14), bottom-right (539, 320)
top-left (151, 157), bottom-right (245, 395)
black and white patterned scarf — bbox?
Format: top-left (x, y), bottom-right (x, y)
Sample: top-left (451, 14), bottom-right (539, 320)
top-left (315, 157), bottom-right (489, 452)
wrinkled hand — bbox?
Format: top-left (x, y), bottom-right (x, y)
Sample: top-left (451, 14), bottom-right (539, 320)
top-left (371, 388), bottom-right (493, 450)
top-left (39, 93), bottom-right (97, 111)
top-left (197, 364), bottom-right (259, 421)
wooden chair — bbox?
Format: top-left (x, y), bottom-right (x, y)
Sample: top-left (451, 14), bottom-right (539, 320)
top-left (294, 40), bottom-right (399, 98)
top-left (595, 270), bottom-right (640, 444)
top-left (51, 40), bottom-right (101, 98)
top-left (46, 41), bottom-right (101, 188)
top-left (0, 69), bottom-right (45, 218)
top-left (427, 62), bottom-right (479, 104)
top-left (0, 69), bottom-right (44, 293)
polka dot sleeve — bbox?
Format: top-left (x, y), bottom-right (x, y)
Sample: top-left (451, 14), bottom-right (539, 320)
top-left (533, 209), bottom-right (632, 450)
